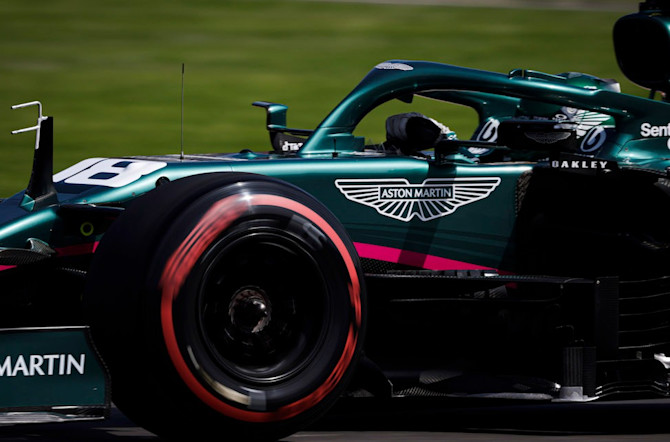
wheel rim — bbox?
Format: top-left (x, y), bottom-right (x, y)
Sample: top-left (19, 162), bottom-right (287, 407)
top-left (197, 229), bottom-right (328, 385)
top-left (158, 190), bottom-right (363, 422)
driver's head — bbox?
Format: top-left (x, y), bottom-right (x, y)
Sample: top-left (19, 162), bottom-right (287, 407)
top-left (386, 112), bottom-right (445, 155)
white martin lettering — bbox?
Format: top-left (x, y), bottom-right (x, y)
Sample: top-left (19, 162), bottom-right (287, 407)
top-left (380, 186), bottom-right (453, 200)
top-left (0, 354), bottom-right (86, 377)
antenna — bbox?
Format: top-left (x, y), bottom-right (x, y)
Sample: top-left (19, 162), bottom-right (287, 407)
top-left (180, 62), bottom-right (185, 160)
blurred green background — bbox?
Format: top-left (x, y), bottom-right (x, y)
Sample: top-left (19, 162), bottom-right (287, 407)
top-left (0, 0), bottom-right (638, 195)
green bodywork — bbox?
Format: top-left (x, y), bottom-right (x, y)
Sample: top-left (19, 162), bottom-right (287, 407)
top-left (2, 59), bottom-right (668, 270)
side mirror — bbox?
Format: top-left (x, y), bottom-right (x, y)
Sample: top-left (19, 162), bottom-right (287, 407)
top-left (613, 1), bottom-right (670, 95)
top-left (252, 101), bottom-right (313, 153)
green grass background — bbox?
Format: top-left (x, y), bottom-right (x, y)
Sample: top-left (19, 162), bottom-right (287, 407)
top-left (0, 0), bottom-right (638, 195)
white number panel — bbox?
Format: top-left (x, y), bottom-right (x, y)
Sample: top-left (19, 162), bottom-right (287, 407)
top-left (54, 158), bottom-right (167, 188)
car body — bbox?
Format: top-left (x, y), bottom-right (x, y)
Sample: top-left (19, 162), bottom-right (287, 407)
top-left (2, 1), bottom-right (670, 440)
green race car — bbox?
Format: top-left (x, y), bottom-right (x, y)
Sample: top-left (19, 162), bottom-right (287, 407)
top-left (2, 1), bottom-right (670, 440)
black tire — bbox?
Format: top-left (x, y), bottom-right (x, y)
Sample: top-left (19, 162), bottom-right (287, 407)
top-left (84, 172), bottom-right (366, 441)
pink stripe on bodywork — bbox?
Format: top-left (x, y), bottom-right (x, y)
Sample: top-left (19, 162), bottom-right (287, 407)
top-left (354, 242), bottom-right (496, 271)
top-left (55, 241), bottom-right (99, 256)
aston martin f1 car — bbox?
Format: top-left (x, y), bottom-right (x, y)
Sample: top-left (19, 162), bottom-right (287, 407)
top-left (2, 1), bottom-right (670, 440)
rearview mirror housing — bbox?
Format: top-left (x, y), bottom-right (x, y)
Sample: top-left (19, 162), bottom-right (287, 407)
top-left (613, 1), bottom-right (670, 95)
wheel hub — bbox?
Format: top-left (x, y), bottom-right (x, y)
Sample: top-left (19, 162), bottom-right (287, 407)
top-left (228, 287), bottom-right (272, 334)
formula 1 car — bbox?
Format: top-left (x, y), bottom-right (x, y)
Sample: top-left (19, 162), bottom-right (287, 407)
top-left (2, 1), bottom-right (670, 440)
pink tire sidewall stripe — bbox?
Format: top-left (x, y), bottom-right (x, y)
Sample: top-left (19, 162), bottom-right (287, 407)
top-left (159, 193), bottom-right (362, 423)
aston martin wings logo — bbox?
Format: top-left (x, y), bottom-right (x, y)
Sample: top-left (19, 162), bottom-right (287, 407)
top-left (335, 177), bottom-right (501, 222)
top-left (574, 111), bottom-right (612, 138)
top-left (562, 109), bottom-right (612, 138)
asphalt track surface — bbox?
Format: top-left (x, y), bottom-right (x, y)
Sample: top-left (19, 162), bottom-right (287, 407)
top-left (2, 397), bottom-right (670, 441)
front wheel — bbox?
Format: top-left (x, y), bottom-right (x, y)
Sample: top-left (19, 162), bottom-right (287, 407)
top-left (85, 173), bottom-right (366, 441)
